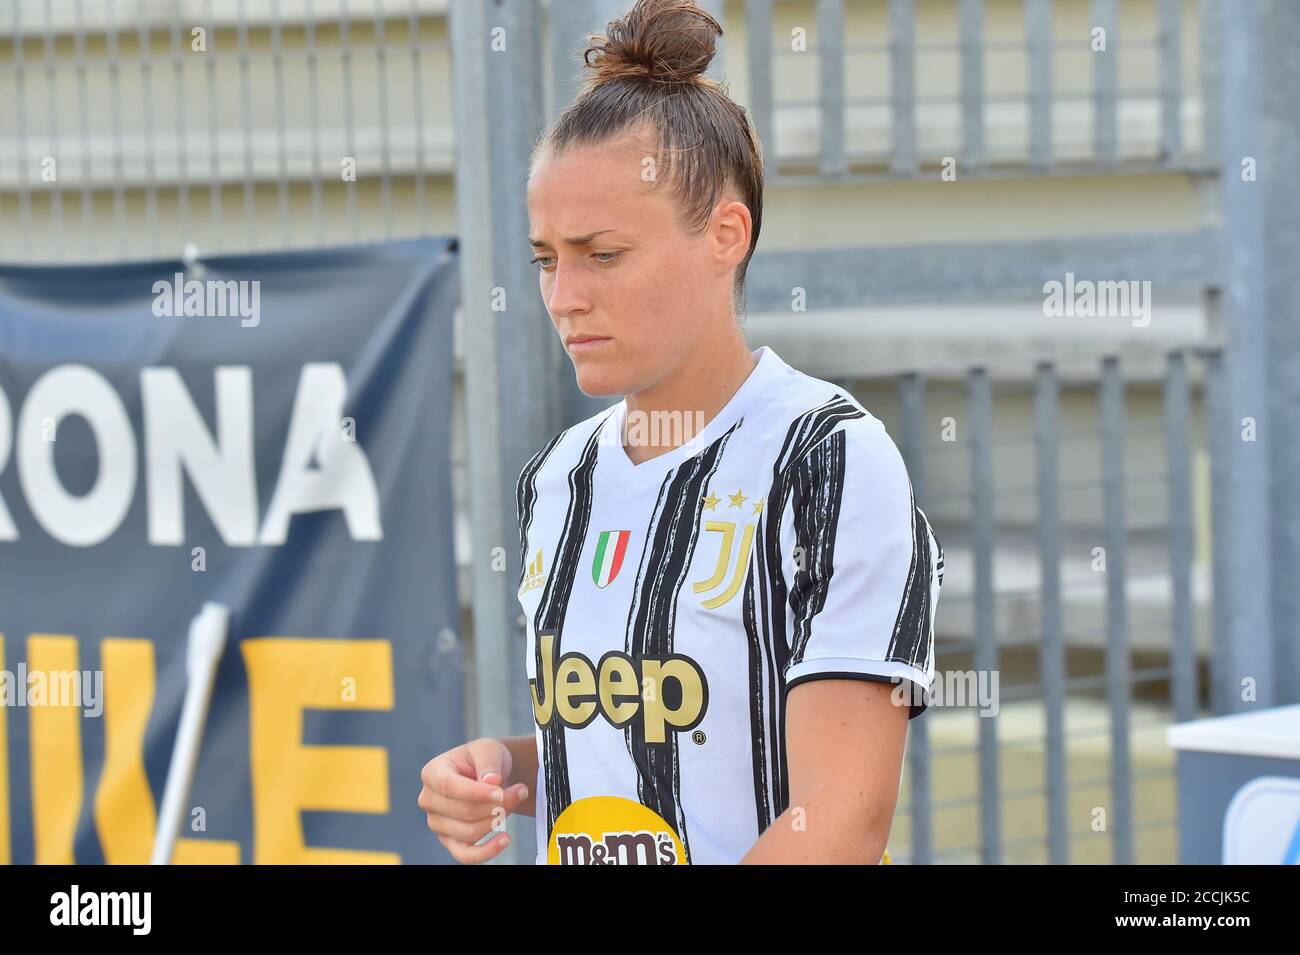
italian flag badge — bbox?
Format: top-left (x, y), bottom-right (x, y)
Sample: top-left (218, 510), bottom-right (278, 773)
top-left (592, 529), bottom-right (631, 588)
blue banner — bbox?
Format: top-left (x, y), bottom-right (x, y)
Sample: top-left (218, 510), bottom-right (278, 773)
top-left (0, 238), bottom-right (464, 864)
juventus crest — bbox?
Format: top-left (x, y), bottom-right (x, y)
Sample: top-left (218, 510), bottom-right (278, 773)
top-left (693, 488), bottom-right (763, 610)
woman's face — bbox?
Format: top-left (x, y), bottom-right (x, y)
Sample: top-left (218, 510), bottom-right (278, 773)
top-left (527, 134), bottom-right (737, 398)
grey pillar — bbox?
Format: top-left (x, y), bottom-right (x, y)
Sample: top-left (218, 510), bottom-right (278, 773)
top-left (451, 0), bottom-right (558, 865)
top-left (1212, 0), bottom-right (1280, 711)
top-left (1257, 0), bottom-right (1300, 704)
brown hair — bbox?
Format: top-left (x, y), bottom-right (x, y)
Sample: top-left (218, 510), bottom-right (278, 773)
top-left (533, 0), bottom-right (764, 311)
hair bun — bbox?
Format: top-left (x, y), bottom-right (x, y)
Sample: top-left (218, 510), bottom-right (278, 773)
top-left (583, 0), bottom-right (722, 87)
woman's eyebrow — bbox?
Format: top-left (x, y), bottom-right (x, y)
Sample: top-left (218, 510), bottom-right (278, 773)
top-left (528, 228), bottom-right (617, 248)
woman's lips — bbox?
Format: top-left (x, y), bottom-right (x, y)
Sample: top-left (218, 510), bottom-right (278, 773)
top-left (567, 337), bottom-right (611, 354)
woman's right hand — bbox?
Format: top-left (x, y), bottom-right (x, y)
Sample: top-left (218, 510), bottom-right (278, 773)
top-left (418, 737), bottom-right (532, 864)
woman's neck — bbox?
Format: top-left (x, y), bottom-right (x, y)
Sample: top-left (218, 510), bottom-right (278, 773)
top-left (622, 331), bottom-right (758, 466)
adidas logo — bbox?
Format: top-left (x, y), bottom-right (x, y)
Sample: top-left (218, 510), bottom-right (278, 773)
top-left (519, 548), bottom-right (547, 596)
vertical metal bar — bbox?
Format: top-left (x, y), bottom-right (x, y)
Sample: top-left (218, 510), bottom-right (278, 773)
top-left (548, 0), bottom-right (623, 117)
top-left (305, 0), bottom-right (324, 243)
top-left (898, 372), bottom-right (933, 866)
top-left (106, 0), bottom-right (127, 254)
top-left (138, 3), bottom-right (158, 249)
top-left (1202, 346), bottom-right (1231, 715)
top-left (959, 0), bottom-right (985, 172)
top-left (12, 4), bottom-right (32, 256)
top-left (170, 0), bottom-right (191, 247)
top-left (1035, 361), bottom-right (1068, 864)
top-left (448, 0), bottom-right (519, 866)
top-left (374, 10), bottom-right (394, 238)
top-left (484, 0), bottom-right (554, 866)
top-left (270, 0), bottom-right (290, 248)
top-left (203, 0), bottom-right (222, 239)
top-left (1164, 350), bottom-right (1196, 723)
top-left (408, 0), bottom-right (429, 234)
top-left (43, 0), bottom-right (64, 259)
top-left (969, 366), bottom-right (1000, 865)
top-left (698, 0), bottom-right (726, 83)
top-left (745, 0), bottom-right (774, 179)
top-left (1263, 2), bottom-right (1300, 706)
top-left (73, 0), bottom-right (95, 260)
top-left (888, 0), bottom-right (916, 175)
top-left (340, 0), bottom-right (360, 242)
top-left (1026, 0), bottom-right (1052, 170)
top-left (1215, 0), bottom-right (1276, 711)
top-left (818, 0), bottom-right (846, 177)
top-left (235, 0), bottom-right (256, 249)
top-left (1196, 0), bottom-right (1219, 163)
top-left (1091, 0), bottom-right (1118, 164)
top-left (1099, 356), bottom-right (1133, 864)
top-left (1158, 0), bottom-right (1182, 161)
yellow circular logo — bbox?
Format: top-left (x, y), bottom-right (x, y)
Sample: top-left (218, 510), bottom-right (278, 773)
top-left (547, 796), bottom-right (687, 865)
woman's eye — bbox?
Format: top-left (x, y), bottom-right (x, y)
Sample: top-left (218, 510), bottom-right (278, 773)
top-left (529, 252), bottom-right (619, 269)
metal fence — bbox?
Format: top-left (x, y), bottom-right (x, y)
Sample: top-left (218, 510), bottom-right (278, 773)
top-left (1, 0), bottom-right (452, 262)
top-left (1, 0), bottom-right (1214, 260)
top-left (752, 0), bottom-right (1209, 182)
top-left (872, 349), bottom-right (1220, 863)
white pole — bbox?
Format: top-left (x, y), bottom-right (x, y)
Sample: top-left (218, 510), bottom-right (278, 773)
top-left (151, 601), bottom-right (230, 865)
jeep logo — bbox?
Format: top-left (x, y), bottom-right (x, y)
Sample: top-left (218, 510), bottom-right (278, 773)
top-left (529, 630), bottom-right (708, 743)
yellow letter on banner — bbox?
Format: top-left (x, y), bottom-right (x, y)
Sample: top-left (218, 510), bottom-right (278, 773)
top-left (28, 635), bottom-right (83, 865)
top-left (241, 638), bottom-right (397, 864)
top-left (95, 638), bottom-right (157, 863)
top-left (95, 638), bottom-right (241, 865)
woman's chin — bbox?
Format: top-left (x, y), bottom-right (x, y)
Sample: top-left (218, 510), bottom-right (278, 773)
top-left (573, 365), bottom-right (629, 398)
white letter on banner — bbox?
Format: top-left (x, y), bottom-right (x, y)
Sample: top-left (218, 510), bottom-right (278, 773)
top-left (18, 365), bottom-right (137, 546)
top-left (142, 366), bottom-right (258, 546)
top-left (0, 384), bottom-right (16, 539)
top-left (258, 363), bottom-right (382, 544)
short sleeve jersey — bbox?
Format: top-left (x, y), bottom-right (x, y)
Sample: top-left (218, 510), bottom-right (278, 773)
top-left (514, 346), bottom-right (943, 865)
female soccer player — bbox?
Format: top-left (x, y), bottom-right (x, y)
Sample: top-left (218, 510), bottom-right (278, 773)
top-left (419, 0), bottom-right (943, 865)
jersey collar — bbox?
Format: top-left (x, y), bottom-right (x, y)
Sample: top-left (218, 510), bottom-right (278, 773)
top-left (596, 345), bottom-right (786, 490)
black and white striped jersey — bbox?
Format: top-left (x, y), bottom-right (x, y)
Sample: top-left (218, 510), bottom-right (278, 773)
top-left (514, 345), bottom-right (943, 865)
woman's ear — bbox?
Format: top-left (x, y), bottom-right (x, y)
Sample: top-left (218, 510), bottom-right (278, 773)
top-left (711, 198), bottom-right (752, 275)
